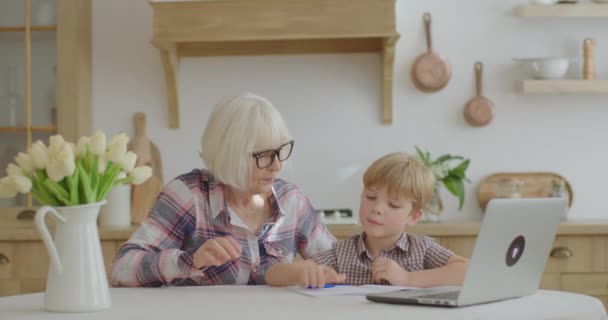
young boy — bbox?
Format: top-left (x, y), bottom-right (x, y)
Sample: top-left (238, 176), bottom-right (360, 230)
top-left (265, 152), bottom-right (468, 288)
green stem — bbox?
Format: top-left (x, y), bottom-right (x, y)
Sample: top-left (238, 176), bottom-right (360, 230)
top-left (42, 179), bottom-right (70, 206)
top-left (78, 165), bottom-right (95, 203)
top-left (96, 164), bottom-right (122, 201)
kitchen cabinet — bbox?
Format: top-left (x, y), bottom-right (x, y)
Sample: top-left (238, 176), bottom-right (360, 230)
top-left (328, 220), bottom-right (608, 310)
top-left (0, 0), bottom-right (92, 213)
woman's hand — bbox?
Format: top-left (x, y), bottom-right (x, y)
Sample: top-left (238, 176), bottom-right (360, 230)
top-left (295, 260), bottom-right (346, 288)
top-left (371, 257), bottom-right (409, 286)
top-left (193, 236), bottom-right (242, 269)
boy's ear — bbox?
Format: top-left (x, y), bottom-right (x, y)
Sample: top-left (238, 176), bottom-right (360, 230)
top-left (408, 209), bottom-right (423, 225)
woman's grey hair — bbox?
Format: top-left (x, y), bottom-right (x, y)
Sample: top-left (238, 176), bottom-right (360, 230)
top-left (200, 93), bottom-right (292, 190)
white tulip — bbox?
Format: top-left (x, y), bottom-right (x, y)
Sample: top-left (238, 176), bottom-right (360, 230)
top-left (106, 140), bottom-right (127, 164)
top-left (129, 166), bottom-right (152, 185)
top-left (46, 143), bottom-right (76, 182)
top-left (117, 171), bottom-right (127, 179)
top-left (121, 151), bottom-right (137, 173)
top-left (15, 152), bottom-right (33, 173)
top-left (0, 177), bottom-right (18, 198)
top-left (48, 135), bottom-right (65, 156)
top-left (90, 130), bottom-right (107, 156)
top-left (30, 141), bottom-right (49, 170)
top-left (108, 133), bottom-right (129, 149)
top-left (58, 143), bottom-right (76, 177)
top-left (76, 136), bottom-right (90, 157)
top-left (12, 175), bottom-right (32, 193)
top-left (46, 161), bottom-right (65, 182)
top-left (6, 163), bottom-right (23, 177)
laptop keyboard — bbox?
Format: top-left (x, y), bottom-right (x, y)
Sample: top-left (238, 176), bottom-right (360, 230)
top-left (416, 291), bottom-right (460, 300)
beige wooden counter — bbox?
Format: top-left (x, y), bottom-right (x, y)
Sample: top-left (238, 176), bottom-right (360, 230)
top-left (3, 218), bottom-right (608, 311)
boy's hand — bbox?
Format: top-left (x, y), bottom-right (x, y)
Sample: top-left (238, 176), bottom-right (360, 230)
top-left (296, 260), bottom-right (346, 288)
top-left (371, 257), bottom-right (408, 286)
top-left (193, 236), bottom-right (242, 269)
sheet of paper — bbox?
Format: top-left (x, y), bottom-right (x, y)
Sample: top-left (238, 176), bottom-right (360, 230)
top-left (290, 284), bottom-right (418, 297)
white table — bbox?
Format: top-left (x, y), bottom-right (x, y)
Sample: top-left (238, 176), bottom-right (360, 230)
top-left (0, 286), bottom-right (606, 320)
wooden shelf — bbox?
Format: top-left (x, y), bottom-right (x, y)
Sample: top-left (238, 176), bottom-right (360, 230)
top-left (520, 80), bottom-right (608, 94)
top-left (0, 126), bottom-right (57, 133)
top-left (516, 4), bottom-right (608, 17)
top-left (0, 25), bottom-right (57, 32)
top-left (150, 0), bottom-right (399, 128)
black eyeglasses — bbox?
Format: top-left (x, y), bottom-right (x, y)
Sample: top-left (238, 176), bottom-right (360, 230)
top-left (252, 140), bottom-right (295, 169)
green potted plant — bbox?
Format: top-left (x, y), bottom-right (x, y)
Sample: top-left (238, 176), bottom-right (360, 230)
top-left (415, 146), bottom-right (470, 217)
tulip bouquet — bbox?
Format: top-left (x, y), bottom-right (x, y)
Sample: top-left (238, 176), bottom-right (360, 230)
top-left (0, 130), bottom-right (152, 206)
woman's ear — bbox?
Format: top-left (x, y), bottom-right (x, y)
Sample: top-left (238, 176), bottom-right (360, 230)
top-left (408, 209), bottom-right (423, 225)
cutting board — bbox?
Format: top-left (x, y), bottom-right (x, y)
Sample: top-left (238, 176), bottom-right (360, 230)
top-left (131, 175), bottom-right (163, 224)
top-left (478, 172), bottom-right (573, 212)
top-left (130, 112), bottom-right (163, 182)
top-left (130, 112), bottom-right (164, 224)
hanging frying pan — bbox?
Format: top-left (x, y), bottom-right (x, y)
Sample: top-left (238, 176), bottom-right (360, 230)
top-left (464, 62), bottom-right (495, 127)
top-left (412, 13), bottom-right (451, 92)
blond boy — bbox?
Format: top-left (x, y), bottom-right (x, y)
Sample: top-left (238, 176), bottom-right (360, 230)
top-left (265, 153), bottom-right (468, 288)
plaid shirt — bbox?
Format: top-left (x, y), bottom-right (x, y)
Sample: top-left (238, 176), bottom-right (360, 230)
top-left (311, 232), bottom-right (454, 285)
top-left (110, 169), bottom-right (335, 287)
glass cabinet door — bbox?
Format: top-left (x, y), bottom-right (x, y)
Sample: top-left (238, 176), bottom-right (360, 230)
top-left (0, 0), bottom-right (57, 210)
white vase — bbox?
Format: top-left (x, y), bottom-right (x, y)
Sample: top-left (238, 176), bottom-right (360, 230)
top-left (35, 201), bottom-right (111, 312)
top-left (99, 184), bottom-right (132, 227)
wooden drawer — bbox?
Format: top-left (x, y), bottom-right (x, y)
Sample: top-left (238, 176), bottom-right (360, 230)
top-left (561, 273), bottom-right (608, 311)
top-left (545, 236), bottom-right (608, 273)
top-left (561, 273), bottom-right (608, 296)
top-left (539, 273), bottom-right (560, 290)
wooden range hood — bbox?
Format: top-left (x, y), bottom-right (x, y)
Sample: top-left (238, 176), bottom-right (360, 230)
top-left (150, 0), bottom-right (399, 128)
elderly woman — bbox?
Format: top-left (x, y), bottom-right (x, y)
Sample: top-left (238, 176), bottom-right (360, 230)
top-left (110, 93), bottom-right (336, 286)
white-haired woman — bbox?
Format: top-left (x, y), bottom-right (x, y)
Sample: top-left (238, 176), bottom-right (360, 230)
top-left (110, 93), bottom-right (336, 286)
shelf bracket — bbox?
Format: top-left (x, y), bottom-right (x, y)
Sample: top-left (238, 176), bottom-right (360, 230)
top-left (382, 35), bottom-right (399, 125)
top-left (159, 44), bottom-right (180, 129)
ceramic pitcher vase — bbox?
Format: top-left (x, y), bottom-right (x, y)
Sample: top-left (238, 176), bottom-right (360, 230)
top-left (35, 201), bottom-right (111, 312)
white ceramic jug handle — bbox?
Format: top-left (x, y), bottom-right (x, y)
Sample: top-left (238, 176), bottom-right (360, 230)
top-left (35, 206), bottom-right (66, 274)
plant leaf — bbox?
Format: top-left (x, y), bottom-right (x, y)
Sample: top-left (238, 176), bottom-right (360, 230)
top-left (442, 176), bottom-right (466, 210)
top-left (449, 159), bottom-right (470, 179)
top-left (433, 154), bottom-right (464, 165)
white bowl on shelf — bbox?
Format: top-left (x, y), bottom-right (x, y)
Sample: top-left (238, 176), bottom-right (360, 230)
top-left (513, 57), bottom-right (571, 80)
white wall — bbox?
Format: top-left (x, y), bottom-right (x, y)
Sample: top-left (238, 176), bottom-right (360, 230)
top-left (92, 0), bottom-right (608, 221)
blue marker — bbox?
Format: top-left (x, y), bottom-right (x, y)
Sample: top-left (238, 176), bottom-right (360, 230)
top-left (307, 284), bottom-right (351, 289)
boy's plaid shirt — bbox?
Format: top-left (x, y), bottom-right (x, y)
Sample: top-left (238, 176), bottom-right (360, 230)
top-left (110, 169), bottom-right (335, 287)
top-left (311, 232), bottom-right (454, 285)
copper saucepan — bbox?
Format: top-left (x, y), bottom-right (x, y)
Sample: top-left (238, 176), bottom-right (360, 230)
top-left (412, 13), bottom-right (451, 92)
top-left (464, 62), bottom-right (495, 127)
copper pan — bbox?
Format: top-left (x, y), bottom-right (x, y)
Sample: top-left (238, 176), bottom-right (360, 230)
top-left (411, 13), bottom-right (451, 92)
top-left (464, 62), bottom-right (495, 127)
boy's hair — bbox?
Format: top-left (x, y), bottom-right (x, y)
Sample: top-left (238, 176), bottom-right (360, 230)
top-left (200, 93), bottom-right (292, 190)
top-left (363, 152), bottom-right (436, 212)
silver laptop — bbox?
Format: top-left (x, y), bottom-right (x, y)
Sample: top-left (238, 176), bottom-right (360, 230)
top-left (366, 197), bottom-right (567, 307)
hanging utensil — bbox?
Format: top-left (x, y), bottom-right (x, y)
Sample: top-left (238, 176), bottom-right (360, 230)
top-left (412, 13), bottom-right (451, 92)
top-left (464, 62), bottom-right (495, 127)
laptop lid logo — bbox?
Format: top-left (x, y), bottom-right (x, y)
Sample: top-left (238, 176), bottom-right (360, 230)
top-left (506, 235), bottom-right (525, 267)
